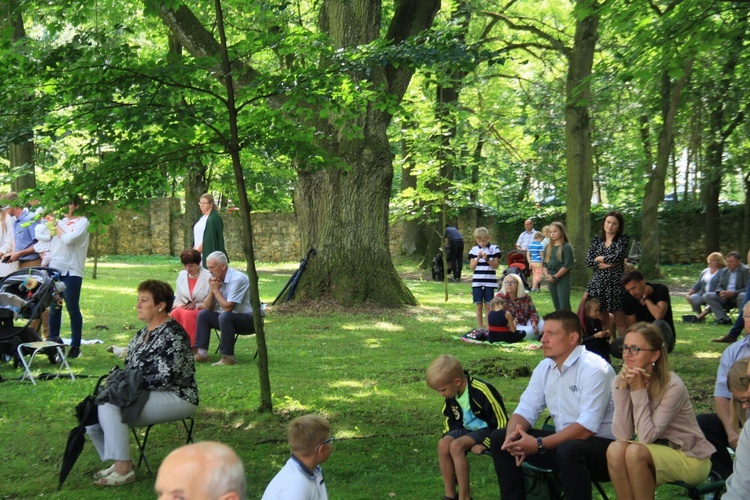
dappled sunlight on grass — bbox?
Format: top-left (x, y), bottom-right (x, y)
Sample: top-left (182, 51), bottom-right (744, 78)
top-left (365, 338), bottom-right (382, 348)
top-left (329, 380), bottom-right (367, 389)
top-left (691, 351), bottom-right (722, 359)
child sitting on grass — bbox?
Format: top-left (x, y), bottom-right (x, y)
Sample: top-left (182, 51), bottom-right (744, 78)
top-left (426, 355), bottom-right (508, 500)
top-left (487, 296), bottom-right (524, 344)
top-left (579, 295), bottom-right (615, 364)
top-left (262, 414), bottom-right (333, 499)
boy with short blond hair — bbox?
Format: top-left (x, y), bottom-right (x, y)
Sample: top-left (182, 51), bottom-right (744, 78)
top-left (468, 227), bottom-right (502, 329)
top-left (426, 355), bottom-right (508, 500)
top-left (527, 231), bottom-right (545, 292)
top-left (262, 415), bottom-right (333, 500)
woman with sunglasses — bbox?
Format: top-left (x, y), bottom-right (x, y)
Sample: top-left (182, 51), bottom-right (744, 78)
top-left (607, 322), bottom-right (714, 499)
top-left (724, 357), bottom-right (750, 499)
top-left (495, 273), bottom-right (542, 340)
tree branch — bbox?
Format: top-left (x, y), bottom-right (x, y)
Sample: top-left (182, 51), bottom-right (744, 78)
top-left (479, 10), bottom-right (571, 58)
top-left (383, 0), bottom-right (441, 102)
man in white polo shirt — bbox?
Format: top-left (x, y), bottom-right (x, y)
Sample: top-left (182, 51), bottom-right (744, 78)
top-left (490, 310), bottom-right (616, 499)
top-left (515, 219), bottom-right (535, 252)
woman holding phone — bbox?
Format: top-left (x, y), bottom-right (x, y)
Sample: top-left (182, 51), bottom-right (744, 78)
top-left (170, 249), bottom-right (211, 344)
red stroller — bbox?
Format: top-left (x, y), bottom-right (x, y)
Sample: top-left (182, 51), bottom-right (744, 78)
top-left (502, 250), bottom-right (531, 290)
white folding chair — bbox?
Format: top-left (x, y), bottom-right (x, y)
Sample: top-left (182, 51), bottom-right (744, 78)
top-left (17, 341), bottom-right (75, 385)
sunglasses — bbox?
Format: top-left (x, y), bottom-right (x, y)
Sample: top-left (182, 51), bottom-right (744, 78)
top-left (315, 436), bottom-right (336, 453)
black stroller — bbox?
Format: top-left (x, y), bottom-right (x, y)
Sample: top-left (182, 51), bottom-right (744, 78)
top-left (431, 247), bottom-right (454, 281)
top-left (0, 267), bottom-right (66, 368)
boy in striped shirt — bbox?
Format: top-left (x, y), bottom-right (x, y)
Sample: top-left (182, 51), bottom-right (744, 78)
top-left (468, 227), bottom-right (502, 329)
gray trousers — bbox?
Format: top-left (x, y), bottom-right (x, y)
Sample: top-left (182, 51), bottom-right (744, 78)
top-left (86, 391), bottom-right (197, 462)
top-left (703, 292), bottom-right (744, 321)
top-left (688, 293), bottom-right (707, 314)
top-left (194, 309), bottom-right (254, 356)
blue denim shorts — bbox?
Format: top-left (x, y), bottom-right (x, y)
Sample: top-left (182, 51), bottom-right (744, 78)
top-left (473, 286), bottom-right (496, 304)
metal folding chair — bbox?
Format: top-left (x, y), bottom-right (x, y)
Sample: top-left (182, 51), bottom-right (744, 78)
top-left (131, 417), bottom-right (194, 475)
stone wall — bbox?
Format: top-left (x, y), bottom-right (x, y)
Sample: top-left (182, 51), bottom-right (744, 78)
top-left (95, 199), bottom-right (301, 263)
top-left (94, 198), bottom-right (745, 265)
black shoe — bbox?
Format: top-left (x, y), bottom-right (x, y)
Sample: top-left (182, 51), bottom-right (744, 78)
top-left (716, 318), bottom-right (733, 325)
top-left (68, 347), bottom-right (81, 359)
top-left (712, 335), bottom-right (737, 344)
top-left (682, 315), bottom-right (698, 323)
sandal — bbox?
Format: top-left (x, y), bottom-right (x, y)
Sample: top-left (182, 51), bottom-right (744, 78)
top-left (94, 470), bottom-right (135, 486)
top-left (94, 460), bottom-right (134, 480)
top-left (93, 463), bottom-right (116, 480)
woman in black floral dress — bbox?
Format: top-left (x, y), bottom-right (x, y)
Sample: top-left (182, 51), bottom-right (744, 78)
top-left (86, 280), bottom-right (198, 486)
top-left (585, 211), bottom-right (629, 335)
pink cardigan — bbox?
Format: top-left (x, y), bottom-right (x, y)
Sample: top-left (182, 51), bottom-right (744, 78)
top-left (611, 372), bottom-right (715, 459)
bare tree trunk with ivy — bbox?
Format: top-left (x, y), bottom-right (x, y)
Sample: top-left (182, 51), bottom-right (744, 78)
top-left (565, 0), bottom-right (599, 287)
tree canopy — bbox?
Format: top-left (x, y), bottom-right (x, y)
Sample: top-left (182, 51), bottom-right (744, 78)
top-left (1, 0), bottom-right (749, 294)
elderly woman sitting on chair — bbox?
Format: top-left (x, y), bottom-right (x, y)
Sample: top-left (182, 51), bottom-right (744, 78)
top-left (86, 280), bottom-right (198, 486)
top-left (170, 249), bottom-right (211, 345)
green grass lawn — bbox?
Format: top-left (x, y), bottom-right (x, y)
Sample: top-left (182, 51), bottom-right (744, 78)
top-left (0, 256), bottom-right (730, 498)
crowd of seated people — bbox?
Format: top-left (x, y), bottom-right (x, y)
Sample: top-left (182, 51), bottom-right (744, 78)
top-left (83, 231), bottom-right (750, 498)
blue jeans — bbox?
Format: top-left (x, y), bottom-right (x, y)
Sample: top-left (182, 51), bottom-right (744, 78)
top-left (728, 282), bottom-right (750, 339)
top-left (49, 273), bottom-right (83, 348)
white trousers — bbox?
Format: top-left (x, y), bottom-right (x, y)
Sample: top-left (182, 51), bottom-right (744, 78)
top-left (86, 391), bottom-right (197, 462)
top-left (517, 319), bottom-right (544, 341)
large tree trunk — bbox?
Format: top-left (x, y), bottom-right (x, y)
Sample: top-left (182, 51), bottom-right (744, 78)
top-left (640, 61), bottom-right (693, 277)
top-left (565, 0), bottom-right (599, 288)
top-left (157, 0), bottom-right (439, 307)
top-left (295, 151), bottom-right (416, 306)
top-left (3, 0), bottom-right (35, 192)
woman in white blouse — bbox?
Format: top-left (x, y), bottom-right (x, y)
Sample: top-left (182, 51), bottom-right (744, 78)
top-left (170, 249), bottom-right (211, 345)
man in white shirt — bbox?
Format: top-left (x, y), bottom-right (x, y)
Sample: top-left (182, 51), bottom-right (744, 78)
top-left (515, 219), bottom-right (535, 251)
top-left (490, 310), bottom-right (616, 499)
top-left (193, 251), bottom-right (254, 366)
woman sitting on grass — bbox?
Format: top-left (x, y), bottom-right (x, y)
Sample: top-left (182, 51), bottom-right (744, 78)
top-left (607, 323), bottom-right (714, 499)
top-left (494, 273), bottom-right (541, 340)
top-left (86, 280), bottom-right (198, 486)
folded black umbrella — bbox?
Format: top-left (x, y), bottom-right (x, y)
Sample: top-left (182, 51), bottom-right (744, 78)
top-left (58, 373), bottom-right (108, 491)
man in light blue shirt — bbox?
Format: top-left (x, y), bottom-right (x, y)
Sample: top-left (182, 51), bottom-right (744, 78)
top-left (490, 310), bottom-right (616, 500)
top-left (2, 192), bottom-right (40, 267)
top-left (193, 251), bottom-right (254, 366)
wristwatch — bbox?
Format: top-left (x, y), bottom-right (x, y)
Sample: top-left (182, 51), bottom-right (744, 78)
top-left (536, 437), bottom-right (546, 455)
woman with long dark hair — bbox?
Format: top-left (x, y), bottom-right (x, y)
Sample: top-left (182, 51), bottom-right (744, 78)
top-left (585, 211), bottom-right (630, 334)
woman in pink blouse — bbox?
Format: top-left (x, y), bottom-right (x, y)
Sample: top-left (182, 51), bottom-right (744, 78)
top-left (607, 323), bottom-right (714, 499)
top-left (170, 249), bottom-right (211, 344)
